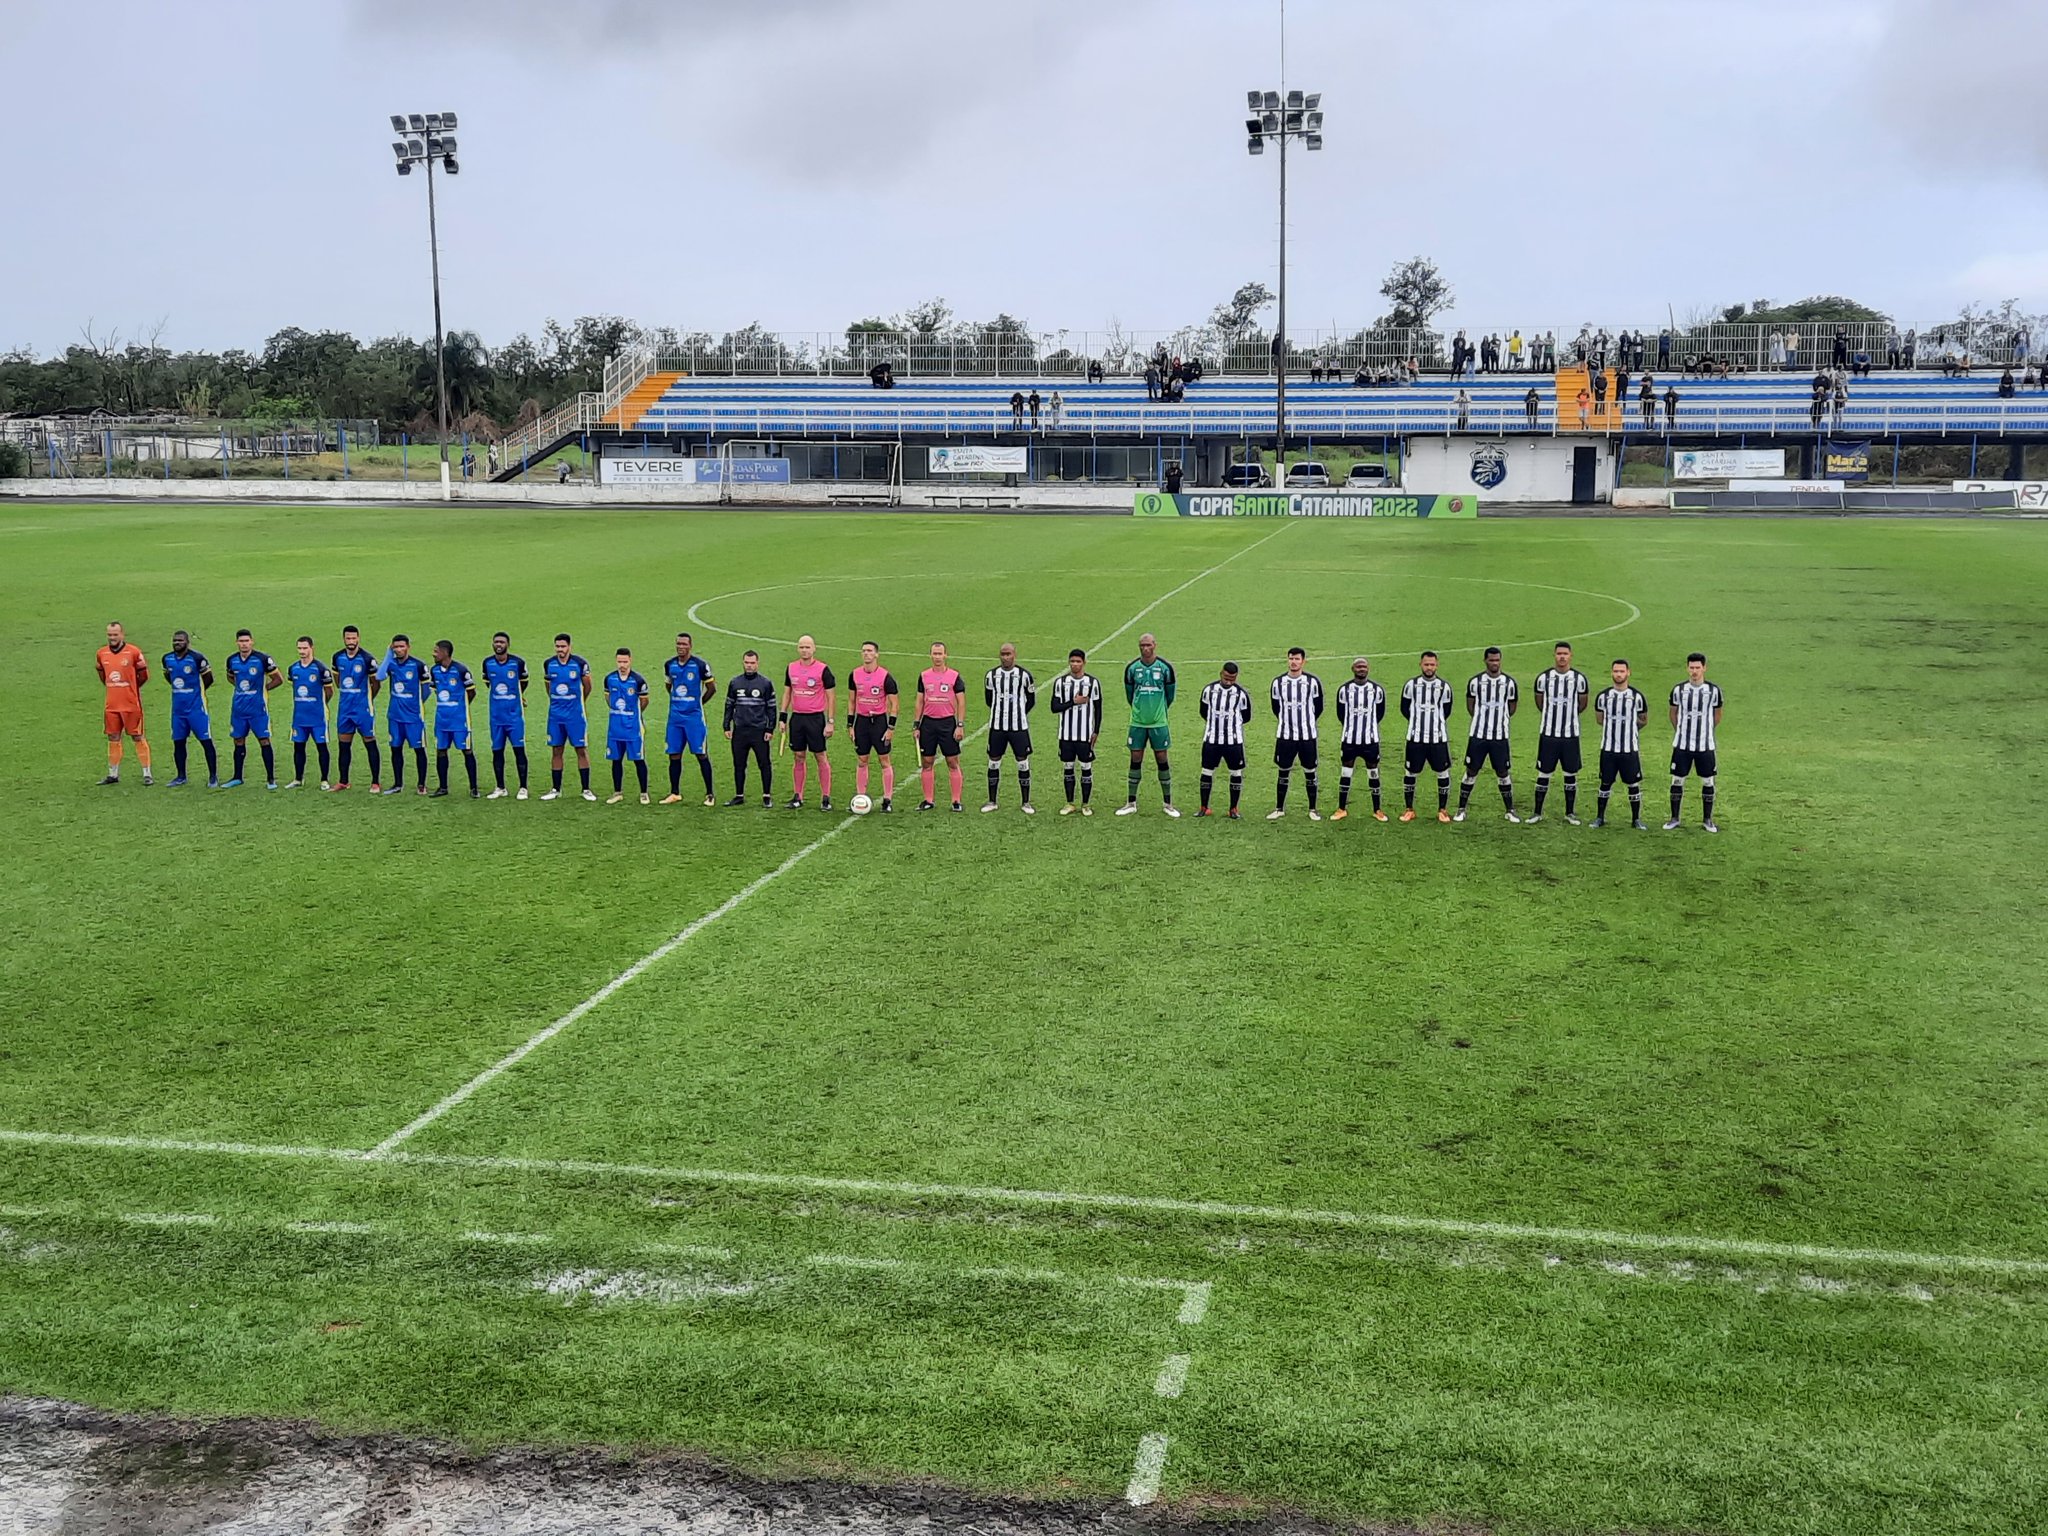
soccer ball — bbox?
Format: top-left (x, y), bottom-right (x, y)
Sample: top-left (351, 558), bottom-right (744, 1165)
top-left (849, 794), bottom-right (873, 815)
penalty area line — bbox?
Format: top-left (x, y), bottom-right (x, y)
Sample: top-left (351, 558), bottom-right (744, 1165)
top-left (364, 817), bottom-right (857, 1159)
top-left (1, 1127), bottom-right (2044, 1279)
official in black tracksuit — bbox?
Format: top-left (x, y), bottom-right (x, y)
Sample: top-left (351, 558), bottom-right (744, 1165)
top-left (722, 654), bottom-right (778, 806)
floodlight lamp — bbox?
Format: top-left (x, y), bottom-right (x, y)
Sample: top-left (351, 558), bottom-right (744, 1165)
top-left (390, 114), bottom-right (408, 133)
top-left (428, 137), bottom-right (444, 155)
top-left (1305, 109), bottom-right (1323, 130)
top-left (1285, 110), bottom-right (1303, 131)
top-left (407, 138), bottom-right (425, 156)
top-left (1286, 89), bottom-right (1303, 109)
top-left (1247, 89), bottom-right (1261, 110)
top-left (440, 135), bottom-right (457, 154)
top-left (441, 111), bottom-right (457, 128)
top-left (1262, 90), bottom-right (1279, 110)
top-left (425, 113), bottom-right (442, 130)
top-left (408, 113), bottom-right (426, 131)
top-left (1303, 92), bottom-right (1321, 109)
top-left (1304, 133), bottom-right (1323, 151)
top-left (392, 141), bottom-right (408, 159)
top-left (1247, 136), bottom-right (1265, 155)
top-left (1245, 117), bottom-right (1263, 137)
top-left (443, 156), bottom-right (459, 174)
top-left (397, 161), bottom-right (412, 175)
top-left (1262, 110), bottom-right (1279, 132)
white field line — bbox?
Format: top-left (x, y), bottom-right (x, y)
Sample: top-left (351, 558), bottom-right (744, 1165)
top-left (1177, 1281), bottom-right (1212, 1325)
top-left (362, 522), bottom-right (1294, 1156)
top-left (364, 818), bottom-right (857, 1158)
top-left (287, 1219), bottom-right (378, 1234)
top-left (1153, 1354), bottom-right (1190, 1399)
top-left (460, 1230), bottom-right (550, 1245)
top-left (117, 1211), bottom-right (216, 1226)
top-left (4, 1126), bottom-right (2045, 1279)
top-left (1124, 1431), bottom-right (1170, 1506)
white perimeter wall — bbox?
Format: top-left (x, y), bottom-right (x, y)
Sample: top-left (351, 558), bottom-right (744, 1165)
top-left (1402, 435), bottom-right (1613, 503)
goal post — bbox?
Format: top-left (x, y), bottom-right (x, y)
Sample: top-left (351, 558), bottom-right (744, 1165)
top-left (716, 438), bottom-right (902, 505)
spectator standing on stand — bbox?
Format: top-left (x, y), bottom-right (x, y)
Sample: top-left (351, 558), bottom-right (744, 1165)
top-left (1143, 362), bottom-right (1160, 401)
top-left (1832, 328), bottom-right (1849, 369)
top-left (1663, 384), bottom-right (1678, 428)
top-left (1524, 387), bottom-right (1541, 428)
top-left (1027, 389), bottom-right (1042, 429)
top-left (1785, 330), bottom-right (1801, 371)
top-left (1658, 328), bottom-right (1672, 368)
top-left (1903, 328), bottom-right (1918, 368)
top-left (1508, 330), bottom-right (1524, 370)
top-left (1615, 364), bottom-right (1631, 410)
top-left (1010, 390), bottom-right (1026, 429)
top-left (1639, 376), bottom-right (1656, 428)
top-left (1831, 374), bottom-right (1848, 432)
top-left (1769, 331), bottom-right (1786, 370)
top-left (1575, 386), bottom-right (1591, 430)
top-left (1454, 388), bottom-right (1471, 431)
top-left (1047, 391), bottom-right (1064, 428)
top-left (1591, 368), bottom-right (1608, 419)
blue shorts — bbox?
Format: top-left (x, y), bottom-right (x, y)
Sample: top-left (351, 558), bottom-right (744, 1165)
top-left (547, 714), bottom-right (587, 749)
top-left (435, 722), bottom-right (471, 752)
top-left (337, 701), bottom-right (376, 738)
top-left (171, 705), bottom-right (210, 742)
top-left (606, 730), bottom-right (643, 762)
top-left (292, 718), bottom-right (328, 744)
top-left (229, 701), bottom-right (270, 739)
top-left (665, 713), bottom-right (708, 755)
top-left (490, 714), bottom-right (526, 750)
top-left (389, 717), bottom-right (424, 750)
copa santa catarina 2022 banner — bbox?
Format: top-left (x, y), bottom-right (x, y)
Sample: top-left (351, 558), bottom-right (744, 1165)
top-left (1132, 490), bottom-right (1479, 518)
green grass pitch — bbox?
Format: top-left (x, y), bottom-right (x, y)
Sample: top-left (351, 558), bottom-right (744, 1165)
top-left (1, 501), bottom-right (2046, 1535)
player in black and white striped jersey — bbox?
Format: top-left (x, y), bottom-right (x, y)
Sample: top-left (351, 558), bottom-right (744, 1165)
top-left (1593, 658), bottom-right (1648, 829)
top-left (1527, 641), bottom-right (1590, 824)
top-left (1399, 651), bottom-right (1455, 822)
top-left (1267, 648), bottom-right (1324, 820)
top-left (1197, 662), bottom-right (1253, 818)
top-left (1666, 651), bottom-right (1724, 832)
top-left (982, 643), bottom-right (1037, 814)
top-left (1332, 657), bottom-right (1387, 821)
top-left (1047, 648), bottom-right (1102, 815)
top-left (1457, 647), bottom-right (1520, 822)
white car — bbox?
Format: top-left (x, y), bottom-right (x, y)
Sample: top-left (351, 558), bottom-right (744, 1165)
top-left (1345, 463), bottom-right (1392, 489)
top-left (1283, 462), bottom-right (1330, 487)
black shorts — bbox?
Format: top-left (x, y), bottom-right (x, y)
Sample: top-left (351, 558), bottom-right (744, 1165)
top-left (918, 717), bottom-right (962, 758)
top-left (1058, 738), bottom-right (1096, 764)
top-left (1671, 747), bottom-right (1718, 779)
top-left (1200, 741), bottom-right (1246, 771)
top-left (852, 714), bottom-right (894, 755)
top-left (786, 713), bottom-right (828, 754)
top-left (1405, 740), bottom-right (1452, 774)
top-left (987, 726), bottom-right (1033, 760)
top-left (1341, 742), bottom-right (1382, 768)
top-left (1274, 738), bottom-right (1318, 770)
top-left (1536, 735), bottom-right (1582, 774)
top-left (1464, 737), bottom-right (1511, 775)
top-left (1598, 749), bottom-right (1642, 787)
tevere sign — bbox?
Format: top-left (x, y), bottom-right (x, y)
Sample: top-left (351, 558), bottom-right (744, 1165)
top-left (1132, 491), bottom-right (1477, 518)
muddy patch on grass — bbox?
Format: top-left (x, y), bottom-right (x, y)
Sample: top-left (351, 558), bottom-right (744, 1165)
top-left (1, 1396), bottom-right (1444, 1536)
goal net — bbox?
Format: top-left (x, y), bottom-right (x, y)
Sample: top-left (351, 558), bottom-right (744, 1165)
top-left (716, 439), bottom-right (902, 504)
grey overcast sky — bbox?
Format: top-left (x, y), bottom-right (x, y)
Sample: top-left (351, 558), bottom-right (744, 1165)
top-left (5, 0), bottom-right (2047, 354)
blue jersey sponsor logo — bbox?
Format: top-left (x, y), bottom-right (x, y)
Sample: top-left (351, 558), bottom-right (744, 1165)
top-left (544, 655), bottom-right (588, 714)
top-left (226, 651), bottom-right (272, 697)
top-left (288, 659), bottom-right (328, 724)
top-left (482, 654), bottom-right (526, 718)
top-left (604, 669), bottom-right (646, 730)
top-left (430, 661), bottom-right (472, 725)
top-left (664, 655), bottom-right (709, 715)
top-left (163, 650), bottom-right (208, 707)
top-left (385, 657), bottom-right (427, 722)
top-left (332, 649), bottom-right (374, 697)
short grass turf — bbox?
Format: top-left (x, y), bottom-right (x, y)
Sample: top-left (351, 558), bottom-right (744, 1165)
top-left (1, 502), bottom-right (2046, 1535)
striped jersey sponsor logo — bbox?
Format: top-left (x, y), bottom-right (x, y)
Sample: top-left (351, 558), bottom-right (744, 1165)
top-left (1199, 681), bottom-right (1252, 745)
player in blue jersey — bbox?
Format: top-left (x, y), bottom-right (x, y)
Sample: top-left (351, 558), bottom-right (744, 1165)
top-left (284, 636), bottom-right (334, 791)
top-left (604, 648), bottom-right (651, 804)
top-left (331, 625), bottom-right (382, 792)
top-left (429, 640), bottom-right (480, 798)
top-left (221, 629), bottom-right (282, 789)
top-left (161, 630), bottom-right (218, 788)
top-left (481, 631), bottom-right (530, 800)
top-left (541, 633), bottom-right (597, 801)
top-left (380, 634), bottom-right (430, 795)
top-left (660, 631), bottom-right (717, 806)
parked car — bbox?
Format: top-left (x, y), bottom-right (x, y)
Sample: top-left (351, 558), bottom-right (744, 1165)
top-left (1284, 461), bottom-right (1331, 487)
top-left (1222, 462), bottom-right (1273, 488)
top-left (1345, 462), bottom-right (1392, 488)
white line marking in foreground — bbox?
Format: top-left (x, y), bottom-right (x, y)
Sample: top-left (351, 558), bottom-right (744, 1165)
top-left (1153, 1354), bottom-right (1191, 1399)
top-left (287, 1219), bottom-right (379, 1234)
top-left (1124, 1431), bottom-right (1170, 1505)
top-left (118, 1211), bottom-right (216, 1226)
top-left (1091, 522), bottom-right (1294, 652)
top-left (1176, 1281), bottom-right (1212, 1325)
top-left (3, 1126), bottom-right (2044, 1278)
top-left (364, 818), bottom-right (857, 1159)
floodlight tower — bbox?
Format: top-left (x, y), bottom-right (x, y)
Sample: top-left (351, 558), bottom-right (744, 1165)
top-left (1244, 89), bottom-right (1322, 451)
top-left (389, 112), bottom-right (461, 497)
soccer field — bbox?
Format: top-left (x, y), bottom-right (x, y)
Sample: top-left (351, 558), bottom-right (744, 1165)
top-left (2, 501), bottom-right (2046, 1535)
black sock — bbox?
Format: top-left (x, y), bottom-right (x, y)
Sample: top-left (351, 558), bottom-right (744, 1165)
top-left (465, 752), bottom-right (478, 792)
top-left (391, 747), bottom-right (405, 790)
top-left (1458, 775), bottom-right (1476, 810)
top-left (988, 761), bottom-right (1000, 803)
top-left (1080, 766), bottom-right (1093, 804)
top-left (552, 766), bottom-right (564, 791)
top-left (1629, 783), bottom-right (1643, 820)
top-left (613, 760), bottom-right (624, 792)
top-left (436, 750), bottom-right (449, 791)
top-left (412, 747), bottom-right (426, 786)
top-left (1229, 769), bottom-right (1243, 809)
top-left (1019, 762), bottom-right (1031, 804)
top-left (202, 738), bottom-right (218, 777)
top-left (1065, 767), bottom-right (1077, 804)
top-left (260, 742), bottom-right (275, 782)
top-left (1276, 768), bottom-right (1290, 810)
top-left (1437, 774), bottom-right (1451, 809)
top-left (1305, 768), bottom-right (1318, 809)
top-left (1702, 778), bottom-right (1716, 822)
top-left (338, 741), bottom-right (351, 783)
top-left (317, 743), bottom-right (330, 781)
top-left (514, 747), bottom-right (529, 788)
top-left (578, 764), bottom-right (590, 791)
top-left (1200, 769), bottom-right (1214, 809)
top-left (174, 740), bottom-right (188, 778)
top-left (1498, 776), bottom-right (1513, 812)
top-left (670, 756), bottom-right (682, 796)
top-left (1127, 765), bottom-right (1141, 803)
top-left (234, 742), bottom-right (247, 781)
top-left (365, 740), bottom-right (379, 783)
top-left (1563, 775), bottom-right (1577, 816)
top-left (1339, 766), bottom-right (1353, 808)
top-left (494, 748), bottom-right (507, 789)
top-left (1598, 786), bottom-right (1611, 819)
top-left (1533, 774), bottom-right (1549, 815)
top-left (635, 758), bottom-right (648, 793)
top-left (1671, 780), bottom-right (1684, 820)
top-left (1157, 765), bottom-right (1172, 805)
top-left (293, 743), bottom-right (306, 782)
top-left (1368, 769), bottom-right (1381, 811)
top-left (1403, 773), bottom-right (1416, 808)
top-left (696, 753), bottom-right (714, 795)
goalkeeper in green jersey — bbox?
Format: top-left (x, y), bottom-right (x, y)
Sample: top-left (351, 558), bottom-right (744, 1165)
top-left (1118, 632), bottom-right (1180, 817)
